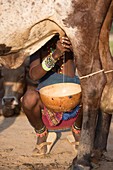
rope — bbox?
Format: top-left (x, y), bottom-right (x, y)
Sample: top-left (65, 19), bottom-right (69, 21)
top-left (104, 70), bottom-right (113, 74)
top-left (79, 69), bottom-right (113, 80)
top-left (79, 69), bottom-right (104, 80)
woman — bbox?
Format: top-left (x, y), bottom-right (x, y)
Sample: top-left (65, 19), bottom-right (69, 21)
top-left (22, 34), bottom-right (82, 155)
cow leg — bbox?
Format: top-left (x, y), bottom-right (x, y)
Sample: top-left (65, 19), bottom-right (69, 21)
top-left (71, 72), bottom-right (106, 170)
top-left (94, 110), bottom-right (112, 153)
top-left (94, 76), bottom-right (113, 158)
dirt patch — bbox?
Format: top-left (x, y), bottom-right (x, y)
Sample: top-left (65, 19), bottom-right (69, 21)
top-left (0, 114), bottom-right (113, 170)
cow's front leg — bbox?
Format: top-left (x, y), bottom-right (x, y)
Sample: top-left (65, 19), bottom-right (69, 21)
top-left (71, 72), bottom-right (106, 170)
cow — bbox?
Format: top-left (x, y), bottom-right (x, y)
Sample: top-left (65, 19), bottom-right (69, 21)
top-left (0, 71), bottom-right (4, 115)
top-left (0, 1), bottom-right (113, 169)
top-left (0, 58), bottom-right (37, 117)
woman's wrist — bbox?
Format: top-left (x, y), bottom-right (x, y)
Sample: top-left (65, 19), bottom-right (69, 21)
top-left (42, 53), bottom-right (57, 71)
top-left (52, 49), bottom-right (64, 60)
top-left (41, 47), bottom-right (64, 72)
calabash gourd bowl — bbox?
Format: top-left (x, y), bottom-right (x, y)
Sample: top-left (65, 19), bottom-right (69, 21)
top-left (39, 83), bottom-right (82, 112)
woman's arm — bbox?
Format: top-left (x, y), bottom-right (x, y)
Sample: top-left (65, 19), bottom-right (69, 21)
top-left (29, 36), bottom-right (73, 81)
top-left (29, 58), bottom-right (46, 81)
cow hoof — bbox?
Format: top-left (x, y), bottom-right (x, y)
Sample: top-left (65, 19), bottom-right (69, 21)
top-left (70, 164), bottom-right (91, 170)
top-left (69, 157), bottom-right (92, 170)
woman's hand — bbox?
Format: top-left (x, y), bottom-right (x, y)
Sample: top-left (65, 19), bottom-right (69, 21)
top-left (52, 36), bottom-right (73, 61)
top-left (58, 36), bottom-right (72, 52)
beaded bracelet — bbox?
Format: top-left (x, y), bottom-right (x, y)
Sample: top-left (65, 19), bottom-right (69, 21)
top-left (42, 54), bottom-right (57, 71)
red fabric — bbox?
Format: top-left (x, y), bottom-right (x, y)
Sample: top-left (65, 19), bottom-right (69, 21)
top-left (42, 114), bottom-right (78, 130)
top-left (43, 106), bottom-right (63, 126)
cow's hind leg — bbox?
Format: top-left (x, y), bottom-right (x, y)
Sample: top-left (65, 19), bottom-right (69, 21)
top-left (70, 72), bottom-right (106, 170)
top-left (93, 111), bottom-right (112, 160)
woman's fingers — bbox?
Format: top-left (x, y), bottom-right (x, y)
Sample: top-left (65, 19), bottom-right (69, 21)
top-left (61, 37), bottom-right (71, 45)
top-left (62, 43), bottom-right (70, 51)
top-left (55, 36), bottom-right (72, 58)
top-left (60, 37), bottom-right (72, 51)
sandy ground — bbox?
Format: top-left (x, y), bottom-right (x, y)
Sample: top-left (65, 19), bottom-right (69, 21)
top-left (0, 112), bottom-right (113, 170)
